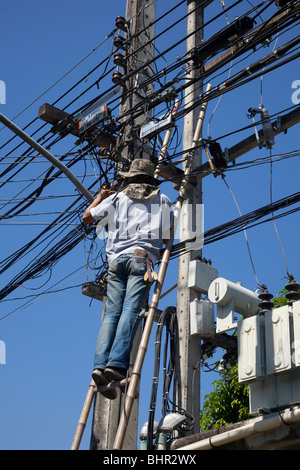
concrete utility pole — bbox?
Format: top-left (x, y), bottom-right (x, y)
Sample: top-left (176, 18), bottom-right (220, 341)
top-left (173, 0), bottom-right (300, 440)
top-left (174, 0), bottom-right (212, 435)
top-left (90, 0), bottom-right (156, 450)
top-left (117, 0), bottom-right (156, 162)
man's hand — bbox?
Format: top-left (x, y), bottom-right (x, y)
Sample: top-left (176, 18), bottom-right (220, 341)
top-left (98, 189), bottom-right (115, 200)
top-left (82, 189), bottom-right (115, 224)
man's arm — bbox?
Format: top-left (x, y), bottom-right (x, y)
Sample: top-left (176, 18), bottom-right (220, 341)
top-left (82, 189), bottom-right (114, 224)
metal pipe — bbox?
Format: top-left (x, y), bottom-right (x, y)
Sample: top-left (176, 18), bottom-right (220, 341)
top-left (0, 112), bottom-right (94, 203)
top-left (113, 83), bottom-right (212, 450)
top-left (176, 406), bottom-right (300, 450)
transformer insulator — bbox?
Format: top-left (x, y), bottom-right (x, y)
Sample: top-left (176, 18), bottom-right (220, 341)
top-left (115, 16), bottom-right (127, 32)
top-left (258, 287), bottom-right (273, 314)
top-left (248, 106), bottom-right (275, 149)
top-left (110, 150), bottom-right (121, 162)
top-left (113, 34), bottom-right (126, 50)
top-left (113, 52), bottom-right (125, 67)
top-left (285, 279), bottom-right (300, 304)
top-left (260, 108), bottom-right (275, 148)
top-left (112, 71), bottom-right (123, 83)
top-left (98, 147), bottom-right (111, 157)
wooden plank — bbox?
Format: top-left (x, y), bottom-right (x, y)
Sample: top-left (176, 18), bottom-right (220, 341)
top-left (38, 102), bottom-right (114, 148)
top-left (38, 103), bottom-right (71, 126)
top-left (204, 0), bottom-right (300, 76)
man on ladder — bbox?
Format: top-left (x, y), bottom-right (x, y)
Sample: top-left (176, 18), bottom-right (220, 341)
top-left (82, 158), bottom-right (172, 400)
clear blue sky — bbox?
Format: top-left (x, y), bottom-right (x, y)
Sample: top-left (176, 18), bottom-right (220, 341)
top-left (0, 0), bottom-right (299, 450)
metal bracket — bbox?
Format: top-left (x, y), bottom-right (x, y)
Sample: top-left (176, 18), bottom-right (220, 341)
top-left (275, 116), bottom-right (282, 132)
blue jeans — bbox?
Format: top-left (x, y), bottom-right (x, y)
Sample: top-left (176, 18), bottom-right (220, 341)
top-left (94, 253), bottom-right (149, 371)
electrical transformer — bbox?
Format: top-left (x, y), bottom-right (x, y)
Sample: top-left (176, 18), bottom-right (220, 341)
top-left (238, 300), bottom-right (300, 414)
top-left (238, 315), bottom-right (265, 382)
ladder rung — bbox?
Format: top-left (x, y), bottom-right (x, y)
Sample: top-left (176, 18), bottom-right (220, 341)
top-left (96, 377), bottom-right (130, 391)
top-left (96, 376), bottom-right (139, 399)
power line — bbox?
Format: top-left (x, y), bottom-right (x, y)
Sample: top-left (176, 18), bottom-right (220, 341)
top-left (1, 0), bottom-right (299, 317)
top-left (171, 190), bottom-right (300, 259)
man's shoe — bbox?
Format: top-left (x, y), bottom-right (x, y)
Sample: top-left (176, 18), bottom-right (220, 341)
top-left (105, 367), bottom-right (138, 398)
top-left (104, 367), bottom-right (127, 382)
top-left (92, 368), bottom-right (107, 385)
top-left (92, 369), bottom-right (117, 400)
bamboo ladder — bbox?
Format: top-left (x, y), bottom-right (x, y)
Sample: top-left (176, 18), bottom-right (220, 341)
top-left (70, 83), bottom-right (212, 450)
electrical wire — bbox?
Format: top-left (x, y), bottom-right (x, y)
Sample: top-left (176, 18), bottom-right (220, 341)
top-left (222, 175), bottom-right (262, 288)
top-left (1, 0), bottom-right (299, 319)
top-left (147, 306), bottom-right (177, 450)
top-left (0, 221), bottom-right (94, 302)
top-left (0, 0), bottom-right (289, 162)
top-left (269, 147), bottom-right (291, 279)
top-left (0, 31), bottom-right (117, 136)
top-left (0, 0), bottom-right (290, 174)
top-left (207, 0), bottom-right (233, 138)
top-left (170, 190), bottom-right (300, 260)
top-left (0, 266), bottom-right (87, 323)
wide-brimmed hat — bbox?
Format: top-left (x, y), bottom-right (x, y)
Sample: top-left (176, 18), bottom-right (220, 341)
top-left (119, 159), bottom-right (155, 179)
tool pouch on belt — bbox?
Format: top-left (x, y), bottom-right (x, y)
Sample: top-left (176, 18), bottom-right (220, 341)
top-left (133, 249), bottom-right (158, 283)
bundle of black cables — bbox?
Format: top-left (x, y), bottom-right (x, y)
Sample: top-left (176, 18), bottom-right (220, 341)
top-left (147, 306), bottom-right (177, 450)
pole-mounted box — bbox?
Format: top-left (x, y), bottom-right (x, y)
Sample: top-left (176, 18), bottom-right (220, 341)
top-left (190, 299), bottom-right (215, 337)
top-left (188, 259), bottom-right (218, 295)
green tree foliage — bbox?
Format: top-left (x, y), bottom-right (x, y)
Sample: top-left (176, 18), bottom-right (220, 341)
top-left (272, 287), bottom-right (290, 308)
top-left (200, 364), bottom-right (249, 431)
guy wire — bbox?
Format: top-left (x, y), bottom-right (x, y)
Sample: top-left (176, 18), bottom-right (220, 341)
top-left (269, 147), bottom-right (291, 279)
top-left (222, 175), bottom-right (262, 288)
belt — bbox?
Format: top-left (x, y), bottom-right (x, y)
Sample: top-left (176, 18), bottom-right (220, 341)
top-left (133, 248), bottom-right (148, 257)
